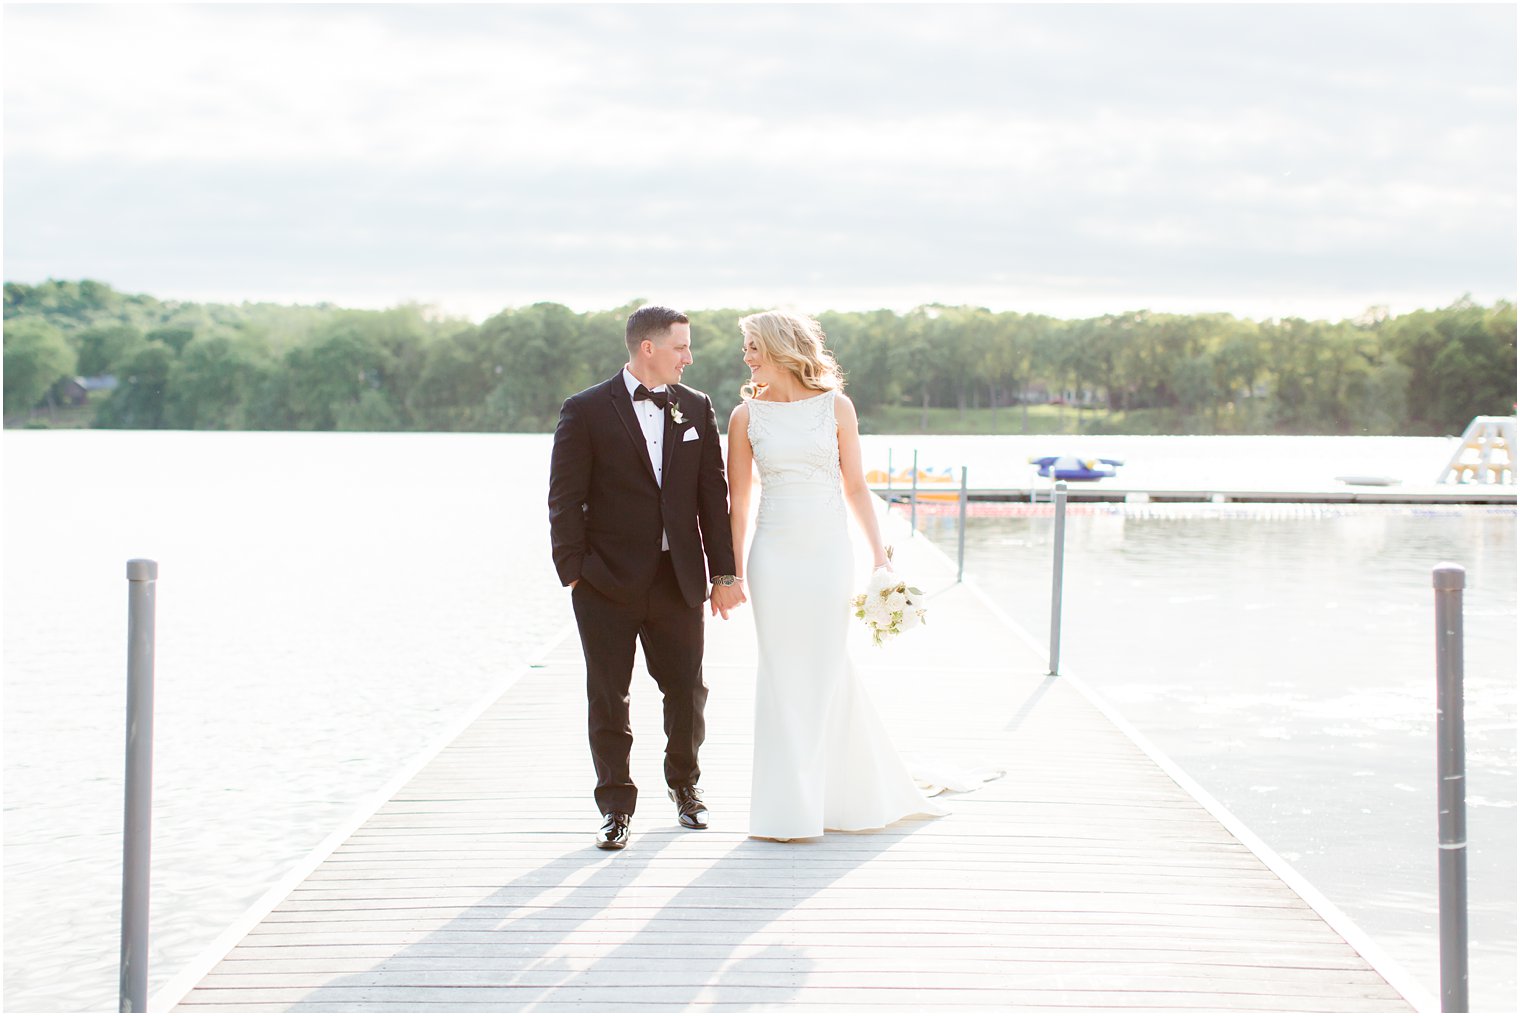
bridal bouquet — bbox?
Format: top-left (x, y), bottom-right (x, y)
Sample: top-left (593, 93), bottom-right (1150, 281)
top-left (851, 550), bottom-right (927, 646)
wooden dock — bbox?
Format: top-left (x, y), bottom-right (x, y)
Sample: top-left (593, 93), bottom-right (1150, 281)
top-left (161, 510), bottom-right (1428, 1012)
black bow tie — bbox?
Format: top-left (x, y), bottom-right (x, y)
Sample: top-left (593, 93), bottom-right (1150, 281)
top-left (634, 385), bottom-right (669, 409)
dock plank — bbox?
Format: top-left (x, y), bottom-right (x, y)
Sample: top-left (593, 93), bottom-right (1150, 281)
top-left (166, 507), bottom-right (1419, 1012)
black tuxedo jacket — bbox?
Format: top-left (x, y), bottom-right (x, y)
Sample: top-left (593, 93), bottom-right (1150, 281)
top-left (548, 372), bottom-right (736, 608)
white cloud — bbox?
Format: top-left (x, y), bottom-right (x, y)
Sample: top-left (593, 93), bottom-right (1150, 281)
top-left (6, 5), bottom-right (593, 165)
top-left (3, 3), bottom-right (1513, 319)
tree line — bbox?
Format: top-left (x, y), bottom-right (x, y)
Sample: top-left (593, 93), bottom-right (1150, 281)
top-left (4, 279), bottom-right (1514, 435)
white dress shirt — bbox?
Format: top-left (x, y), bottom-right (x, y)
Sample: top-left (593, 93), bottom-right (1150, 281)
top-left (622, 367), bottom-right (670, 550)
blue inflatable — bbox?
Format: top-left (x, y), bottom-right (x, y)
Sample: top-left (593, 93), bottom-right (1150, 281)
top-left (1029, 455), bottom-right (1125, 481)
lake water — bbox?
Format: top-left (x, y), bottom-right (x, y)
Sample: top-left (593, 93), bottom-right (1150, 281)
top-left (4, 432), bottom-right (578, 1012)
top-left (4, 430), bottom-right (1515, 1011)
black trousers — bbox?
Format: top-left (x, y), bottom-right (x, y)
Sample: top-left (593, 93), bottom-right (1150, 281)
top-left (571, 553), bottom-right (706, 815)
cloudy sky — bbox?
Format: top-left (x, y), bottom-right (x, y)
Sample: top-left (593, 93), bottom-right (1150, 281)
top-left (4, 2), bottom-right (1515, 322)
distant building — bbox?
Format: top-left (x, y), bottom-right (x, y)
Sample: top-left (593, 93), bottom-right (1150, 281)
top-left (49, 375), bottom-right (118, 409)
top-left (55, 378), bottom-right (89, 406)
top-left (79, 375), bottom-right (119, 393)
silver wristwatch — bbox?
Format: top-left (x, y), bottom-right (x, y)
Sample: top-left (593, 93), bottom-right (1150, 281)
top-left (711, 574), bottom-right (738, 586)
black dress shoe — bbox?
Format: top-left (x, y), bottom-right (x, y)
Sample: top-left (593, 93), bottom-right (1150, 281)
top-left (596, 811), bottom-right (630, 850)
top-left (669, 785), bottom-right (709, 829)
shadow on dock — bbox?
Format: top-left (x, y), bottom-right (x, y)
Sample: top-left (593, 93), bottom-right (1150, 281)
top-left (290, 829), bottom-right (919, 1009)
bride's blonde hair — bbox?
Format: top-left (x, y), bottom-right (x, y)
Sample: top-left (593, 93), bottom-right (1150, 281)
top-left (739, 310), bottom-right (845, 400)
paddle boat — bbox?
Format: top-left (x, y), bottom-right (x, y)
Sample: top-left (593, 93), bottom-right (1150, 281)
top-left (865, 466), bottom-right (960, 501)
top-left (1029, 455), bottom-right (1124, 481)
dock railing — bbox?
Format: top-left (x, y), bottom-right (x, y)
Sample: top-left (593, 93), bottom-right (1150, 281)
top-left (888, 453), bottom-right (1064, 666)
top-left (893, 461), bottom-right (1477, 1005)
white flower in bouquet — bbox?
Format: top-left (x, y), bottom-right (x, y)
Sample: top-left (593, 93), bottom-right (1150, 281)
top-left (864, 567), bottom-right (897, 596)
top-left (864, 599), bottom-right (894, 628)
top-left (850, 546), bottom-right (928, 646)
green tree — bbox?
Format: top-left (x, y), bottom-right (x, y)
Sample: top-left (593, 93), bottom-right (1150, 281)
top-left (335, 389), bottom-right (404, 431)
top-left (283, 325), bottom-right (396, 430)
top-left (407, 326), bottom-right (496, 431)
top-left (822, 309), bottom-right (903, 427)
top-left (242, 369), bottom-right (297, 431)
top-left (164, 333), bottom-right (272, 429)
top-left (273, 307), bottom-right (433, 431)
top-left (1387, 297), bottom-right (1517, 434)
top-left (4, 279), bottom-right (162, 334)
top-left (998, 313), bottom-right (1047, 433)
top-left (481, 303), bottom-right (603, 430)
top-left (1211, 320), bottom-right (1268, 432)
top-left (4, 317), bottom-right (77, 415)
top-left (75, 323), bottom-right (146, 376)
top-left (932, 306), bottom-right (995, 419)
top-left (1032, 318), bottom-right (1081, 427)
top-left (146, 326), bottom-right (196, 354)
top-left (685, 308), bottom-right (750, 423)
top-left (898, 308), bottom-right (940, 431)
top-left (1259, 317), bottom-right (1322, 433)
top-left (94, 343), bottom-right (174, 429)
top-left (5, 277), bottom-right (1517, 436)
top-left (1357, 360), bottom-right (1413, 435)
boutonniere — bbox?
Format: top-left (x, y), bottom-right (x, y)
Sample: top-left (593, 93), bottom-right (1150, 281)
top-left (669, 403), bottom-right (686, 426)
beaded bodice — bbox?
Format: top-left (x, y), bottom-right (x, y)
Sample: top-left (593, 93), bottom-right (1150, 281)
top-left (746, 390), bottom-right (844, 524)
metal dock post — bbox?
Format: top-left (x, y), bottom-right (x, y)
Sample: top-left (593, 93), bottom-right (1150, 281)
top-left (1433, 563), bottom-right (1469, 1013)
top-left (909, 449), bottom-right (918, 535)
top-left (120, 559), bottom-right (157, 1012)
top-left (1048, 482), bottom-right (1067, 675)
top-left (956, 466), bottom-right (968, 582)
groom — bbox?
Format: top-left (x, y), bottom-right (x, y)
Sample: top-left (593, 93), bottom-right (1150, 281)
top-left (548, 305), bottom-right (744, 850)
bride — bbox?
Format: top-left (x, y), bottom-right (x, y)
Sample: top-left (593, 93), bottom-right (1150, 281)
top-left (725, 310), bottom-right (949, 840)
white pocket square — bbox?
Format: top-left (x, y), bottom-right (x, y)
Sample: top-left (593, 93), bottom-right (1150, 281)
top-left (682, 428), bottom-right (699, 442)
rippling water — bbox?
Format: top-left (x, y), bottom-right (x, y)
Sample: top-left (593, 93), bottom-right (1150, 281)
top-left (4, 430), bottom-right (1514, 1011)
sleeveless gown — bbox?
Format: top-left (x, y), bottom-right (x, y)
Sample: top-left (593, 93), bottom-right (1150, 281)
top-left (746, 390), bottom-right (949, 839)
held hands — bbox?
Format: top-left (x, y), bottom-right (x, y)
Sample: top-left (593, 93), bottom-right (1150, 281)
top-left (709, 578), bottom-right (747, 619)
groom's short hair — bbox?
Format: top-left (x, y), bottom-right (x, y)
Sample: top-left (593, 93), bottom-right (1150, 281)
top-left (626, 305), bottom-right (689, 353)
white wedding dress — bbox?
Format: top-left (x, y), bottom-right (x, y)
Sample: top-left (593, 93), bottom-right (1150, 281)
top-left (746, 390), bottom-right (950, 839)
